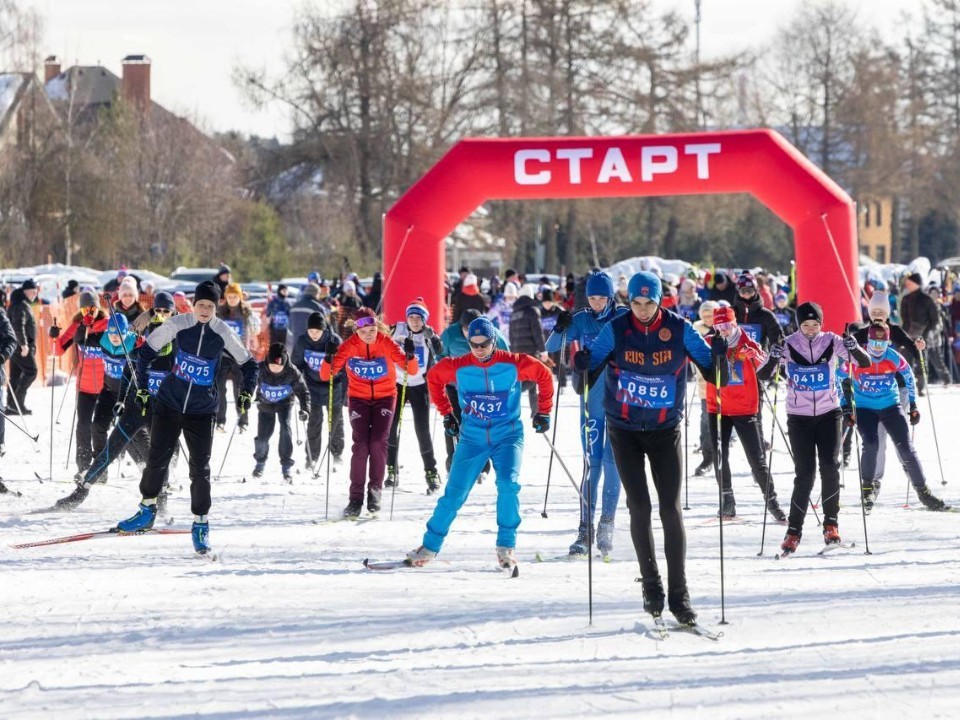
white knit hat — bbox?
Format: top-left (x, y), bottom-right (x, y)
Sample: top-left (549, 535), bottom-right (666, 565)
top-left (867, 289), bottom-right (890, 319)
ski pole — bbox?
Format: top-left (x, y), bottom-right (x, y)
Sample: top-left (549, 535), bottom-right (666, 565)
top-left (849, 391), bottom-right (871, 555)
top-left (713, 363), bottom-right (728, 625)
top-left (539, 433), bottom-right (587, 502)
top-left (0, 406), bottom-right (39, 442)
top-left (583, 372), bottom-right (593, 627)
top-left (325, 377), bottom-right (334, 521)
top-left (48, 320), bottom-right (59, 482)
top-left (541, 331), bottom-right (566, 518)
top-left (760, 383), bottom-right (794, 461)
top-left (215, 419), bottom-right (240, 482)
top-left (757, 358), bottom-right (781, 556)
top-left (55, 362), bottom-right (76, 424)
top-left (64, 347), bottom-right (86, 470)
top-left (683, 380), bottom-right (693, 511)
top-left (5, 379), bottom-right (36, 443)
top-left (295, 411), bottom-right (302, 446)
top-left (302, 417), bottom-right (313, 471)
top-left (389, 370), bottom-right (409, 522)
top-left (918, 352), bottom-right (947, 486)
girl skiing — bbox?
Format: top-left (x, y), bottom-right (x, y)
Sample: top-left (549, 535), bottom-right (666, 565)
top-left (291, 311), bottom-right (345, 468)
top-left (252, 343), bottom-right (310, 481)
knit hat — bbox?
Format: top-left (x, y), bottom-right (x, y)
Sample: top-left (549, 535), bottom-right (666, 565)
top-left (467, 316), bottom-right (496, 340)
top-left (699, 300), bottom-right (718, 320)
top-left (21, 278), bottom-right (37, 290)
top-left (627, 271), bottom-right (663, 304)
top-left (307, 311), bottom-right (326, 330)
top-left (307, 271), bottom-right (320, 283)
top-left (194, 280), bottom-right (221, 305)
top-left (107, 311), bottom-right (129, 336)
top-left (152, 291), bottom-right (175, 311)
top-left (405, 297), bottom-right (429, 323)
top-left (218, 264), bottom-right (231, 276)
top-left (355, 307), bottom-right (376, 322)
top-left (774, 291), bottom-right (789, 304)
top-left (712, 306), bottom-right (735, 326)
top-left (867, 289), bottom-right (890, 319)
top-left (302, 283), bottom-right (319, 299)
top-left (906, 272), bottom-right (923, 287)
top-left (585, 271), bottom-right (615, 298)
top-left (342, 280), bottom-right (356, 294)
top-left (541, 288), bottom-right (555, 302)
top-left (267, 342), bottom-right (288, 365)
top-left (796, 301), bottom-right (823, 325)
top-left (277, 284), bottom-right (288, 294)
top-left (224, 282), bottom-right (243, 297)
top-left (463, 273), bottom-right (478, 288)
top-left (460, 309), bottom-right (482, 328)
top-left (736, 272), bottom-right (756, 290)
top-left (118, 276), bottom-right (138, 296)
top-left (79, 288), bottom-right (98, 308)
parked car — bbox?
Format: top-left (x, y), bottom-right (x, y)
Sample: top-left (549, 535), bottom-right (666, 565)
top-left (170, 267), bottom-right (222, 284)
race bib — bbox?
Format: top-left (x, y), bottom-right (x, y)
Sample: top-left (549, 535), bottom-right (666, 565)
top-left (775, 310), bottom-right (792, 328)
top-left (858, 373), bottom-right (895, 396)
top-left (542, 315), bottom-right (558, 333)
top-left (272, 311), bottom-right (289, 329)
top-left (80, 345), bottom-right (103, 360)
top-left (261, 383), bottom-right (293, 403)
top-left (173, 351), bottom-right (215, 387)
top-left (463, 390), bottom-right (509, 420)
top-left (147, 370), bottom-right (167, 397)
top-left (304, 349), bottom-right (325, 373)
top-left (224, 318), bottom-right (243, 337)
top-left (415, 345), bottom-right (427, 368)
top-left (103, 355), bottom-right (125, 381)
top-left (347, 357), bottom-right (388, 380)
top-left (617, 371), bottom-right (676, 409)
top-left (787, 362), bottom-right (830, 392)
top-left (741, 323), bottom-right (762, 343)
top-left (727, 360), bottom-right (745, 387)
top-left (679, 305), bottom-right (698, 321)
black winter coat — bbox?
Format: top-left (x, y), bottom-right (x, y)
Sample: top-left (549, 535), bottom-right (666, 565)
top-left (8, 288), bottom-right (36, 349)
top-left (900, 290), bottom-right (941, 339)
top-left (734, 294), bottom-right (783, 349)
top-left (256, 360), bottom-right (310, 413)
top-left (0, 309), bottom-right (18, 382)
top-left (509, 296), bottom-right (545, 356)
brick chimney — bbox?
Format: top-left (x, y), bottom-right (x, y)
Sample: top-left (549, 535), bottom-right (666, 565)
top-left (121, 54), bottom-right (151, 115)
top-left (44, 55), bottom-right (61, 83)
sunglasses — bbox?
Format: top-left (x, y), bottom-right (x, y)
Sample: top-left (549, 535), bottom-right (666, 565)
top-left (355, 316), bottom-right (377, 329)
top-left (80, 305), bottom-right (97, 313)
top-left (153, 308), bottom-right (173, 316)
top-left (714, 322), bottom-right (736, 333)
top-left (469, 339), bottom-right (493, 349)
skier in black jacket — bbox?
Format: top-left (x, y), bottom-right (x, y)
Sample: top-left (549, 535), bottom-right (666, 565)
top-left (509, 291), bottom-right (547, 415)
top-left (292, 311), bottom-right (346, 468)
top-left (7, 280), bottom-right (38, 414)
top-left (734, 271), bottom-right (783, 430)
top-left (0, 305), bottom-right (18, 491)
top-left (252, 342), bottom-right (310, 481)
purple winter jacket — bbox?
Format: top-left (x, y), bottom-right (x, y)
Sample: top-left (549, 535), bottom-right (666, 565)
top-left (758, 331), bottom-right (869, 417)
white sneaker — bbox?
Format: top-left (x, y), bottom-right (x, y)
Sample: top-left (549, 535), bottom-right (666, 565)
top-left (405, 546), bottom-right (437, 567)
top-left (496, 546), bottom-right (516, 569)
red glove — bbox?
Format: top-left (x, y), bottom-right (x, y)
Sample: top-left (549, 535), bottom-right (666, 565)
top-left (81, 312), bottom-right (95, 327)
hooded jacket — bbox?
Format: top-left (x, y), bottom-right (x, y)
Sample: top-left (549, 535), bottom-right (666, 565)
top-left (56, 309), bottom-right (110, 394)
top-left (292, 327), bottom-right (344, 399)
top-left (0, 309), bottom-right (19, 382)
top-left (508, 296), bottom-right (545, 357)
top-left (256, 358), bottom-right (310, 412)
top-left (8, 288), bottom-right (36, 349)
top-left (733, 293), bottom-right (783, 349)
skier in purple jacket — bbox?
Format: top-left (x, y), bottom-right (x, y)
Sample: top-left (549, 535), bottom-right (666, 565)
top-left (757, 302), bottom-right (870, 557)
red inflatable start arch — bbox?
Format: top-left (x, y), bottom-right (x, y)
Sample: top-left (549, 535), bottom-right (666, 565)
top-left (383, 129), bottom-right (858, 334)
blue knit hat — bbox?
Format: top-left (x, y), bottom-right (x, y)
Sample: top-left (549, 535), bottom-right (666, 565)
top-left (467, 317), bottom-right (496, 340)
top-left (405, 297), bottom-right (429, 323)
top-left (585, 271), bottom-right (615, 298)
top-left (627, 271), bottom-right (662, 304)
top-left (107, 312), bottom-right (129, 336)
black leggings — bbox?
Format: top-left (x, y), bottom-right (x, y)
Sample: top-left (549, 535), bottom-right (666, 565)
top-left (607, 423), bottom-right (687, 595)
top-left (786, 409), bottom-right (841, 536)
top-left (708, 413), bottom-right (776, 501)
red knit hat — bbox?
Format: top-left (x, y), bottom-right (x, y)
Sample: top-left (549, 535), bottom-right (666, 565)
top-left (712, 306), bottom-right (735, 325)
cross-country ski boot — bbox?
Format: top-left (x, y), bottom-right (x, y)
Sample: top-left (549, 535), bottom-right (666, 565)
top-left (252, 462), bottom-right (265, 479)
top-left (862, 483), bottom-right (876, 514)
top-left (54, 483), bottom-right (90, 511)
top-left (385, 465), bottom-right (398, 488)
top-left (719, 491), bottom-right (736, 519)
top-left (822, 524), bottom-right (841, 546)
top-left (405, 545), bottom-right (437, 567)
top-left (116, 501), bottom-right (157, 532)
top-left (641, 580), bottom-right (665, 617)
top-left (343, 499), bottom-right (362, 519)
top-left (916, 485), bottom-right (949, 511)
top-left (192, 521), bottom-right (211, 555)
top-left (779, 533), bottom-right (800, 557)
top-left (766, 495), bottom-right (786, 523)
top-left (568, 522), bottom-right (590, 557)
top-left (425, 469), bottom-right (441, 495)
top-left (496, 546), bottom-right (517, 570)
top-left (596, 515), bottom-right (614, 559)
top-left (668, 588), bottom-right (697, 626)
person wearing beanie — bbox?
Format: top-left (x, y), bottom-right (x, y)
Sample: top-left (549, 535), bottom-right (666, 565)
top-left (708, 271), bottom-right (737, 306)
top-left (7, 279), bottom-right (39, 414)
top-left (52, 288), bottom-right (110, 474)
top-left (114, 276), bottom-right (144, 324)
top-left (266, 284), bottom-right (293, 347)
top-left (900, 271), bottom-right (951, 389)
top-left (251, 341), bottom-right (310, 481)
top-left (437, 309), bottom-right (509, 480)
top-left (676, 278), bottom-right (701, 322)
top-left (692, 300), bottom-right (719, 476)
top-left (55, 289), bottom-right (181, 511)
top-left (113, 279), bottom-right (259, 556)
top-left (773, 291), bottom-right (797, 334)
top-left (404, 314), bottom-right (554, 570)
top-left (539, 288), bottom-right (565, 388)
top-left (573, 269), bottom-right (719, 625)
top-left (289, 281), bottom-right (329, 354)
top-left (215, 282), bottom-right (260, 432)
top-left (292, 310), bottom-right (346, 469)
top-left (61, 279), bottom-right (80, 299)
top-left (508, 283), bottom-right (548, 415)
top-left (704, 305), bottom-right (785, 522)
top-left (757, 301), bottom-right (871, 555)
top-left (450, 273), bottom-right (490, 328)
top-left (321, 308), bottom-right (419, 517)
top-left (545, 269), bottom-right (629, 558)
top-left (335, 277), bottom-right (365, 338)
top-left (173, 291), bottom-right (193, 315)
top-left (385, 298), bottom-right (444, 493)
top-left (840, 321), bottom-right (950, 514)
top-left (732, 270), bottom-right (783, 435)
top-left (213, 264), bottom-right (231, 294)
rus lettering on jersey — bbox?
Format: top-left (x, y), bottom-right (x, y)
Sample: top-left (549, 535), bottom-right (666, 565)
top-left (652, 350), bottom-right (673, 366)
top-left (624, 350), bottom-right (645, 365)
top-left (513, 144), bottom-right (721, 186)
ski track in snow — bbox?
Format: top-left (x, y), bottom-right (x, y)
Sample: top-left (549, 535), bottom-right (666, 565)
top-left (1, 385), bottom-right (960, 719)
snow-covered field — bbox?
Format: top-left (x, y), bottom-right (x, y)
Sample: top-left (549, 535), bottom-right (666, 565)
top-left (2, 380), bottom-right (960, 719)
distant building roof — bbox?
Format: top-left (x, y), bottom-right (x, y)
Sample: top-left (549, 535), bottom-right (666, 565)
top-left (0, 72), bottom-right (34, 135)
top-left (45, 65), bottom-right (119, 107)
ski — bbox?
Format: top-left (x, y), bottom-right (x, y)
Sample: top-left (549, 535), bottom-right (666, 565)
top-left (12, 527), bottom-right (190, 550)
top-left (775, 549), bottom-right (796, 560)
top-left (363, 558), bottom-right (411, 570)
top-left (673, 622), bottom-right (723, 641)
top-left (817, 541), bottom-right (856, 556)
top-left (535, 552), bottom-right (587, 562)
top-left (499, 562), bottom-right (520, 578)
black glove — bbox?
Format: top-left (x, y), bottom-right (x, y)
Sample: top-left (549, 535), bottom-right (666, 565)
top-left (112, 401), bottom-right (125, 418)
top-left (555, 310), bottom-right (573, 333)
top-left (768, 342), bottom-right (784, 361)
top-left (842, 334), bottom-right (858, 351)
top-left (135, 389), bottom-right (151, 416)
top-left (443, 414), bottom-right (460, 438)
top-left (844, 411), bottom-right (856, 428)
top-left (423, 326), bottom-right (435, 339)
top-left (237, 391), bottom-right (253, 415)
top-left (573, 348), bottom-right (591, 372)
top-left (909, 403), bottom-right (921, 425)
top-left (49, 324), bottom-right (60, 339)
top-left (430, 335), bottom-right (443, 355)
top-left (299, 409), bottom-right (310, 422)
top-left (532, 413), bottom-right (550, 434)
top-left (711, 335), bottom-right (729, 357)
top-left (325, 340), bottom-right (338, 358)
top-left (403, 336), bottom-right (416, 361)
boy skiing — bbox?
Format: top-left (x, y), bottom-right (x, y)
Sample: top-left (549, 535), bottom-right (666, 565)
top-left (291, 311), bottom-right (345, 468)
top-left (252, 342), bottom-right (310, 481)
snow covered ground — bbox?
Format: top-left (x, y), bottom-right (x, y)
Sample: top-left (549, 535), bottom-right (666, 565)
top-left (2, 380), bottom-right (960, 719)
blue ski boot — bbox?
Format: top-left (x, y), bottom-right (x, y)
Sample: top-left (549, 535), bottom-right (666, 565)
top-left (192, 521), bottom-right (211, 554)
top-left (116, 501), bottom-right (157, 532)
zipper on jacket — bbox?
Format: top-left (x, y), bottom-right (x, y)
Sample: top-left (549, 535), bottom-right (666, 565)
top-left (807, 337), bottom-right (817, 417)
top-left (182, 321), bottom-right (205, 413)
